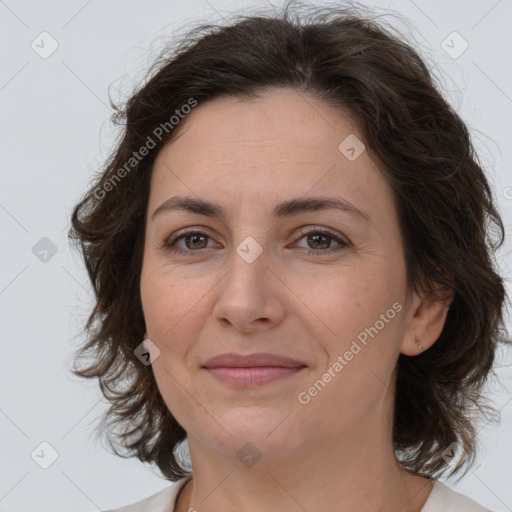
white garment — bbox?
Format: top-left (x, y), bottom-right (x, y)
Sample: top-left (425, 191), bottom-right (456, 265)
top-left (103, 476), bottom-right (494, 512)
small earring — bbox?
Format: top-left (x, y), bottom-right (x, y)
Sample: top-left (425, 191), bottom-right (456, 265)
top-left (415, 336), bottom-right (424, 350)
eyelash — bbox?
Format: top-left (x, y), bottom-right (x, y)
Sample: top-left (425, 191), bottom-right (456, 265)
top-left (163, 227), bottom-right (348, 257)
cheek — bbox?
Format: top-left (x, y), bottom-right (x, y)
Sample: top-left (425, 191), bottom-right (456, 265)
top-left (296, 261), bottom-right (405, 376)
top-left (299, 264), bottom-right (398, 332)
top-left (295, 272), bottom-right (404, 418)
top-left (141, 264), bottom-right (196, 349)
top-left (140, 267), bottom-right (203, 420)
top-left (140, 260), bottom-right (221, 375)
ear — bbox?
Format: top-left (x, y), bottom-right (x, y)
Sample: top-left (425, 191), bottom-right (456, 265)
top-left (401, 285), bottom-right (454, 356)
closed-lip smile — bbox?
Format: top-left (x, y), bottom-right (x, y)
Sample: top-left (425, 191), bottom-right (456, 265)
top-left (202, 352), bottom-right (307, 387)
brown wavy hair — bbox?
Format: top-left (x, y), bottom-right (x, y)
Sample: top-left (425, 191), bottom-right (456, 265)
top-left (68, 0), bottom-right (510, 481)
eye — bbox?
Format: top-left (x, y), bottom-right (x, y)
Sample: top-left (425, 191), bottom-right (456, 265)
top-left (293, 227), bottom-right (348, 256)
top-left (163, 230), bottom-right (217, 254)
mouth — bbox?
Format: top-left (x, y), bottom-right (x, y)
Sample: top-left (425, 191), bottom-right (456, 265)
top-left (204, 366), bottom-right (306, 387)
top-left (202, 352), bottom-right (307, 388)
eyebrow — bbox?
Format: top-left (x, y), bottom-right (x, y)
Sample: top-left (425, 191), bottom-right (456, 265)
top-left (151, 195), bottom-right (370, 223)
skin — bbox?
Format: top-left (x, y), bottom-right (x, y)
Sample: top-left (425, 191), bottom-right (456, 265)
top-left (140, 87), bottom-right (453, 512)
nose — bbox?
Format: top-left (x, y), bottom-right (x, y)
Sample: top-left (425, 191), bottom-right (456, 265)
top-left (212, 242), bottom-right (286, 334)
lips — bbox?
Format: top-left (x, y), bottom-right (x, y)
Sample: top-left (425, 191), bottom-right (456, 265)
top-left (202, 352), bottom-right (306, 369)
top-left (202, 353), bottom-right (307, 387)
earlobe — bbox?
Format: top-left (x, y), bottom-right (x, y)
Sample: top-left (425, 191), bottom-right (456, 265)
top-left (401, 333), bottom-right (427, 357)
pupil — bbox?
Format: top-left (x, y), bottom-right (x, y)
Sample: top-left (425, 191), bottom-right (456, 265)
top-left (310, 234), bottom-right (328, 249)
top-left (188, 234), bottom-right (205, 249)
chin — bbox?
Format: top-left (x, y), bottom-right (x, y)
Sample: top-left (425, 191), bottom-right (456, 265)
top-left (190, 406), bottom-right (305, 464)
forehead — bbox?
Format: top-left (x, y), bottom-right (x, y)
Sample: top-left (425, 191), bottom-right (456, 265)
top-left (149, 88), bottom-right (393, 219)
top-left (159, 88), bottom-right (360, 159)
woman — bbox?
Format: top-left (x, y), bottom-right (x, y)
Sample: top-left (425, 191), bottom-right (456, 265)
top-left (69, 2), bottom-right (509, 511)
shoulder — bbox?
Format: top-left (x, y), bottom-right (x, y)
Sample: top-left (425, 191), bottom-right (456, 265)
top-left (101, 476), bottom-right (191, 512)
top-left (422, 480), bottom-right (494, 512)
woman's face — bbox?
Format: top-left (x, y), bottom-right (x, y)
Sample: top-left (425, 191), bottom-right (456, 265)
top-left (140, 88), bottom-right (422, 464)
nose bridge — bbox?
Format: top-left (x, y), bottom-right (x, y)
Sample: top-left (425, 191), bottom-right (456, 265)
top-left (227, 198), bottom-right (270, 265)
top-left (215, 196), bottom-right (281, 293)
top-left (228, 233), bottom-right (268, 292)
top-left (212, 231), bottom-right (282, 329)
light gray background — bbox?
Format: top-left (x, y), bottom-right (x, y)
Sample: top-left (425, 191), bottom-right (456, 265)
top-left (1, 0), bottom-right (511, 511)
